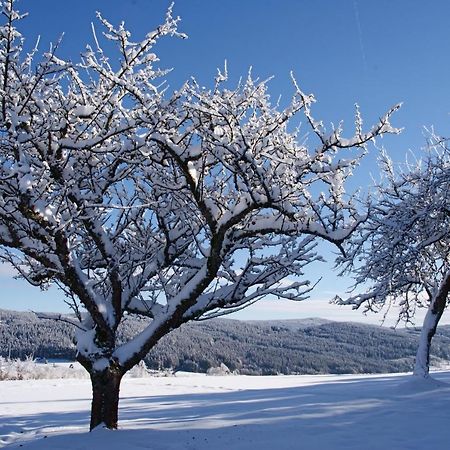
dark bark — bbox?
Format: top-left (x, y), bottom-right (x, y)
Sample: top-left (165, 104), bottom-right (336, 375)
top-left (89, 367), bottom-right (124, 430)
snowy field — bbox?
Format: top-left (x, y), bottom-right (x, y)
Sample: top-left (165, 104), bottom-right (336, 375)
top-left (2, 371), bottom-right (450, 450)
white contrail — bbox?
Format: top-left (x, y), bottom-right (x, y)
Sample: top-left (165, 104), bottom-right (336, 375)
top-left (353, 0), bottom-right (368, 72)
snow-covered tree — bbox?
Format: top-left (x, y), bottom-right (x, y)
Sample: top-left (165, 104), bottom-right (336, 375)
top-left (0, 0), bottom-right (400, 429)
top-left (336, 142), bottom-right (450, 378)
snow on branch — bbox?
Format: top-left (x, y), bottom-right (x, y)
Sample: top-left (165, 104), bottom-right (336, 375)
top-left (336, 139), bottom-right (450, 325)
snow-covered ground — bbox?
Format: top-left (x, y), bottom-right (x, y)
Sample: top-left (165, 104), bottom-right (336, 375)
top-left (1, 371), bottom-right (450, 449)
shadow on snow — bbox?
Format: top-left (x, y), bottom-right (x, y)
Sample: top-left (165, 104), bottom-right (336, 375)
top-left (2, 373), bottom-right (450, 449)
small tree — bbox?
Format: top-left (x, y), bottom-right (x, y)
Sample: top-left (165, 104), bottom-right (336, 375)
top-left (0, 0), bottom-right (400, 429)
top-left (336, 142), bottom-right (450, 378)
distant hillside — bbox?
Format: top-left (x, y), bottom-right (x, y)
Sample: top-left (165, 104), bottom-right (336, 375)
top-left (1, 308), bottom-right (450, 375)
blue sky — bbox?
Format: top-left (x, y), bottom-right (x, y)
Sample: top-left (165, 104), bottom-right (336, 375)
top-left (1, 0), bottom-right (450, 325)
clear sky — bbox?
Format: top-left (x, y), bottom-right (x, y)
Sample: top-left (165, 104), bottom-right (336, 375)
top-left (1, 0), bottom-right (450, 326)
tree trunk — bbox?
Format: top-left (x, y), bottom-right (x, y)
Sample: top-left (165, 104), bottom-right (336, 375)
top-left (89, 367), bottom-right (123, 430)
top-left (413, 272), bottom-right (450, 378)
top-left (413, 305), bottom-right (441, 378)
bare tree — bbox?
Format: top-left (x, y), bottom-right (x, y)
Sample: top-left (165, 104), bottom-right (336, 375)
top-left (336, 141), bottom-right (450, 378)
top-left (0, 0), bottom-right (400, 429)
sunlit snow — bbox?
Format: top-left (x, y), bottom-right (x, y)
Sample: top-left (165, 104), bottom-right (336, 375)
top-left (1, 371), bottom-right (450, 449)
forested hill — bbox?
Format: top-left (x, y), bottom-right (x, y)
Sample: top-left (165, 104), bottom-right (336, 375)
top-left (1, 308), bottom-right (450, 375)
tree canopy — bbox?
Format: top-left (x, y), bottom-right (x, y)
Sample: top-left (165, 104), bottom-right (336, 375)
top-left (336, 138), bottom-right (450, 377)
top-left (0, 0), bottom-right (400, 429)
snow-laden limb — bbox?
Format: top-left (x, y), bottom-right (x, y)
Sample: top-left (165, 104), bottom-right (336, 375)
top-left (0, 0), bottom-right (400, 429)
top-left (336, 142), bottom-right (450, 377)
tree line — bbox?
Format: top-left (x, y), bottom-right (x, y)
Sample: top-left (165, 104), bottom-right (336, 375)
top-left (2, 309), bottom-right (450, 376)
